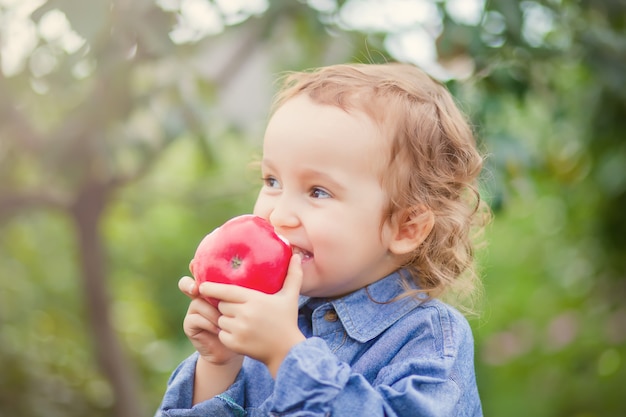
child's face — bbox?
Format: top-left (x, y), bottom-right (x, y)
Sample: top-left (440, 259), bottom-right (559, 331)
top-left (253, 95), bottom-right (402, 298)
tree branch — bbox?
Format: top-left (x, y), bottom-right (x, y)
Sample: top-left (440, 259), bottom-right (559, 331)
top-left (0, 190), bottom-right (70, 222)
top-left (0, 73), bottom-right (45, 152)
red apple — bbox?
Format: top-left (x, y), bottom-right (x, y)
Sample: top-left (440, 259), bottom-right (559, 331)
top-left (189, 214), bottom-right (292, 306)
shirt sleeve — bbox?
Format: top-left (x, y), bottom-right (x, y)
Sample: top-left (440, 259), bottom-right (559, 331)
top-left (155, 352), bottom-right (246, 417)
top-left (262, 337), bottom-right (475, 417)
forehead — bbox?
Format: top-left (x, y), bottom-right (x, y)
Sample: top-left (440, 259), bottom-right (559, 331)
top-left (263, 95), bottom-right (389, 174)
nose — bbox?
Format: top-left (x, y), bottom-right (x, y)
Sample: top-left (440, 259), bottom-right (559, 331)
top-left (268, 194), bottom-right (300, 230)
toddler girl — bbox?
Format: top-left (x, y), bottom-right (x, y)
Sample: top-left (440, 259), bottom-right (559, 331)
top-left (156, 62), bottom-right (488, 417)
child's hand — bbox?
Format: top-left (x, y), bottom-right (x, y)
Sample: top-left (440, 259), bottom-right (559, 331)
top-left (199, 254), bottom-right (306, 377)
top-left (178, 276), bottom-right (242, 366)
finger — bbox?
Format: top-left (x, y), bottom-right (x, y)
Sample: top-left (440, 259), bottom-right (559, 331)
top-left (216, 314), bottom-right (236, 333)
top-left (217, 327), bottom-right (238, 352)
top-left (179, 276), bottom-right (198, 298)
top-left (199, 282), bottom-right (252, 304)
top-left (184, 312), bottom-right (221, 336)
top-left (187, 297), bottom-right (222, 324)
top-left (215, 316), bottom-right (243, 351)
top-left (279, 254), bottom-right (303, 295)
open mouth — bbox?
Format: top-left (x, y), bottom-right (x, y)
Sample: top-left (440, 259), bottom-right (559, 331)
top-left (291, 246), bottom-right (313, 261)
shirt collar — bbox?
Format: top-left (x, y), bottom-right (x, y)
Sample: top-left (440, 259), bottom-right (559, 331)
top-left (298, 270), bottom-right (426, 343)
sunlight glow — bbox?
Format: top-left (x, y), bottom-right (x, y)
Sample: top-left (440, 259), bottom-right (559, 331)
top-left (307, 0), bottom-right (338, 14)
top-left (338, 0), bottom-right (452, 78)
top-left (0, 0), bottom-right (85, 77)
top-left (0, 0), bottom-right (496, 80)
top-left (0, 0), bottom-right (44, 76)
top-left (385, 28), bottom-right (437, 68)
top-left (38, 9), bottom-right (86, 53)
top-left (169, 0), bottom-right (223, 44)
top-left (521, 1), bottom-right (555, 47)
top-left (445, 0), bottom-right (485, 26)
top-left (166, 0), bottom-right (268, 44)
top-left (339, 0), bottom-right (440, 32)
top-left (215, 0), bottom-right (268, 25)
top-left (481, 11), bottom-right (506, 48)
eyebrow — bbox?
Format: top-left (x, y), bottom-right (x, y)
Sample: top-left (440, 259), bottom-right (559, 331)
top-left (302, 169), bottom-right (347, 193)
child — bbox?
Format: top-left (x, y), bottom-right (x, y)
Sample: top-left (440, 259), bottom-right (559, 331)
top-left (156, 62), bottom-right (488, 416)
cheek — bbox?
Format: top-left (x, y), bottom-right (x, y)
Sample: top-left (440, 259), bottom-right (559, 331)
top-left (252, 193), bottom-right (271, 219)
top-left (311, 223), bottom-right (362, 258)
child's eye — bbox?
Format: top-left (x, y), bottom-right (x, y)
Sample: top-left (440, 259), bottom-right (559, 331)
top-left (262, 176), bottom-right (280, 189)
top-left (310, 187), bottom-right (331, 199)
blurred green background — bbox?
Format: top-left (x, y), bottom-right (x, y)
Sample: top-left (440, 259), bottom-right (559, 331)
top-left (0, 0), bottom-right (624, 416)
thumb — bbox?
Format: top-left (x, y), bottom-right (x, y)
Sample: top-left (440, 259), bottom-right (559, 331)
top-left (279, 254), bottom-right (303, 296)
top-left (178, 276), bottom-right (199, 299)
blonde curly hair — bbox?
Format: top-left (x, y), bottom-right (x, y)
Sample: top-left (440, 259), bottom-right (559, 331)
top-left (271, 63), bottom-right (490, 311)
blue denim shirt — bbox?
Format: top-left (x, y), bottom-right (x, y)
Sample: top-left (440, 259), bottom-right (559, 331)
top-left (156, 271), bottom-right (483, 416)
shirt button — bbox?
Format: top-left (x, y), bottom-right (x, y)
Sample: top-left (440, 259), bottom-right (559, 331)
top-left (324, 309), bottom-right (339, 322)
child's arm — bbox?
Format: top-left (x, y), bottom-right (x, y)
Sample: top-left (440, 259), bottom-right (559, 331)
top-left (177, 276), bottom-right (244, 403)
top-left (155, 351), bottom-right (248, 416)
top-left (156, 256), bottom-right (304, 416)
top-left (192, 355), bottom-right (243, 403)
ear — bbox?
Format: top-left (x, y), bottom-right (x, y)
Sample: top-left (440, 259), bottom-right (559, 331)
top-left (388, 205), bottom-right (435, 256)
